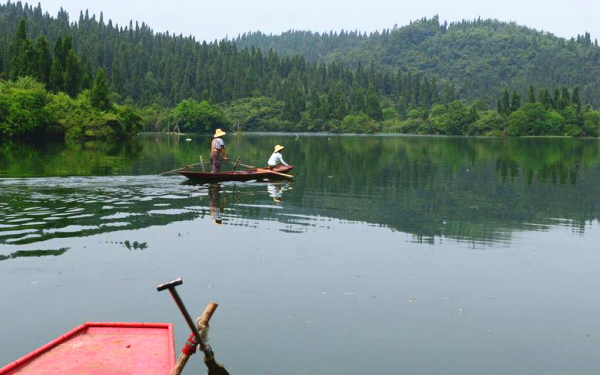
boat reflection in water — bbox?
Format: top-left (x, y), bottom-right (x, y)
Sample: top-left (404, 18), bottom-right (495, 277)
top-left (201, 181), bottom-right (293, 225)
top-left (208, 183), bottom-right (227, 224)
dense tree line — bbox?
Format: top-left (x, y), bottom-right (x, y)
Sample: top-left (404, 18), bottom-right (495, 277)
top-left (236, 16), bottom-right (600, 109)
top-left (0, 2), bottom-right (599, 138)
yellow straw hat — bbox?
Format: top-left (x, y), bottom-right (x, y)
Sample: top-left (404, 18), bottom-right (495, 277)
top-left (213, 128), bottom-right (226, 138)
top-left (274, 144), bottom-right (284, 152)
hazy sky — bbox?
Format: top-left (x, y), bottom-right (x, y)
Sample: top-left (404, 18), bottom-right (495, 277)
top-left (27, 0), bottom-right (600, 42)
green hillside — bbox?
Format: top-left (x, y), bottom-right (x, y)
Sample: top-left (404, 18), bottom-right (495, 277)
top-left (235, 16), bottom-right (600, 108)
top-left (0, 4), bottom-right (598, 138)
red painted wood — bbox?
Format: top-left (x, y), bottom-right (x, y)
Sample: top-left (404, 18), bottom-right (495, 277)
top-left (0, 322), bottom-right (175, 375)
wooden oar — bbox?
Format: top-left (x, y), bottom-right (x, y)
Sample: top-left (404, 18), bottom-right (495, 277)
top-left (200, 155), bottom-right (206, 172)
top-left (224, 159), bottom-right (256, 169)
top-left (157, 279), bottom-right (230, 375)
top-left (160, 162), bottom-right (205, 175)
top-left (171, 301), bottom-right (219, 375)
top-left (231, 157), bottom-right (241, 172)
top-left (224, 159), bottom-right (293, 177)
top-left (256, 168), bottom-right (294, 178)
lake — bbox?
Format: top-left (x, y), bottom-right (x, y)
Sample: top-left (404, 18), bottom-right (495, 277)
top-left (1, 133), bottom-right (599, 375)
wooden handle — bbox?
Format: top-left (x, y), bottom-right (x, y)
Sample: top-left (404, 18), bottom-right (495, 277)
top-left (170, 354), bottom-right (190, 375)
top-left (156, 278), bottom-right (183, 291)
top-left (224, 159), bottom-right (256, 169)
top-left (160, 162), bottom-right (205, 175)
top-left (197, 301), bottom-right (218, 327)
top-left (170, 301), bottom-right (219, 375)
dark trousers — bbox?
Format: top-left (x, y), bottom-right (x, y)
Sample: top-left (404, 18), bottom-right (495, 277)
top-left (210, 152), bottom-right (221, 173)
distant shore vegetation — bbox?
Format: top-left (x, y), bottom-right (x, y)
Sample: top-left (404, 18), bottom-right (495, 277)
top-left (1, 5), bottom-right (599, 140)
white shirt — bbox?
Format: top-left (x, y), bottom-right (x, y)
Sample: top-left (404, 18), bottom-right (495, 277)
top-left (267, 152), bottom-right (288, 167)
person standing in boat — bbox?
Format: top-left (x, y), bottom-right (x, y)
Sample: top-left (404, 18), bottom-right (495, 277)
top-left (210, 128), bottom-right (227, 173)
top-left (267, 144), bottom-right (289, 170)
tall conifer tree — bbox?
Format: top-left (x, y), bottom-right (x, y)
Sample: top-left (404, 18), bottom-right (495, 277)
top-left (90, 68), bottom-right (112, 111)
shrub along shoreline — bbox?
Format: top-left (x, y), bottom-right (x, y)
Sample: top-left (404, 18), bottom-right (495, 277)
top-left (2, 77), bottom-right (599, 141)
top-left (1, 77), bottom-right (142, 140)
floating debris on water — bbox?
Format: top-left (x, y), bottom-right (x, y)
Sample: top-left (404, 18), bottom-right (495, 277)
top-left (123, 240), bottom-right (148, 250)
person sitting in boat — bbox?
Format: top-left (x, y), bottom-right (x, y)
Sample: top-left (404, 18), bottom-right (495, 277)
top-left (210, 128), bottom-right (227, 173)
top-left (267, 144), bottom-right (289, 170)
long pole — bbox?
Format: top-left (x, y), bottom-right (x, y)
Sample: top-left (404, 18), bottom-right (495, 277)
top-left (160, 162), bottom-right (205, 175)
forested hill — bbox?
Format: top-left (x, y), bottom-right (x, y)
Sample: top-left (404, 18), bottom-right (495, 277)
top-left (1, 3), bottom-right (599, 138)
top-left (235, 16), bottom-right (600, 107)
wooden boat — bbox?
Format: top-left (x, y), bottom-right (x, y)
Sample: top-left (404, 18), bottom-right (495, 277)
top-left (0, 322), bottom-right (175, 375)
top-left (179, 165), bottom-right (294, 182)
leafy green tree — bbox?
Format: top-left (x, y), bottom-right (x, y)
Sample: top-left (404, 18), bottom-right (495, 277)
top-left (90, 68), bottom-right (111, 111)
top-left (582, 110), bottom-right (600, 136)
top-left (113, 105), bottom-right (143, 136)
top-left (561, 106), bottom-right (582, 136)
top-left (507, 102), bottom-right (563, 135)
top-left (47, 36), bottom-right (65, 92)
top-left (441, 100), bottom-right (475, 135)
top-left (571, 86), bottom-right (581, 112)
top-left (0, 77), bottom-right (50, 137)
top-left (63, 49), bottom-right (81, 97)
top-left (499, 88), bottom-right (510, 116)
top-left (527, 85), bottom-right (536, 103)
top-left (340, 113), bottom-right (379, 133)
top-left (282, 70), bottom-right (305, 123)
top-left (9, 19), bottom-right (30, 79)
top-left (366, 89), bottom-right (383, 121)
top-left (173, 99), bottom-right (230, 132)
top-left (510, 91), bottom-right (521, 112)
top-left (224, 97), bottom-right (285, 131)
top-left (472, 110), bottom-right (506, 135)
top-left (31, 36), bottom-right (51, 84)
top-left (48, 57), bottom-right (64, 92)
top-left (540, 89), bottom-right (553, 109)
top-left (559, 86), bottom-right (570, 110)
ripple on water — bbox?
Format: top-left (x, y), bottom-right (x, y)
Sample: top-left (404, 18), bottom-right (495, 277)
top-left (147, 209), bottom-right (190, 215)
top-left (100, 222), bottom-right (130, 228)
top-left (5, 218), bottom-right (34, 223)
top-left (68, 214), bottom-right (95, 219)
top-left (5, 233), bottom-right (42, 243)
top-left (0, 229), bottom-right (38, 237)
top-left (0, 175), bottom-right (202, 246)
top-left (100, 212), bottom-right (140, 220)
top-left (44, 225), bottom-right (99, 234)
top-left (43, 217), bottom-right (64, 221)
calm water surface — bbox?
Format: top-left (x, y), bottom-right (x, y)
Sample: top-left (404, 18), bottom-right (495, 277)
top-left (1, 133), bottom-right (599, 375)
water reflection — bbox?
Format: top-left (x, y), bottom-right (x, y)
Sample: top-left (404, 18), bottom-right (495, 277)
top-left (1, 135), bottom-right (599, 248)
top-left (0, 176), bottom-right (201, 246)
top-left (208, 183), bottom-right (226, 224)
top-left (0, 247), bottom-right (69, 262)
top-left (267, 182), bottom-right (291, 202)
